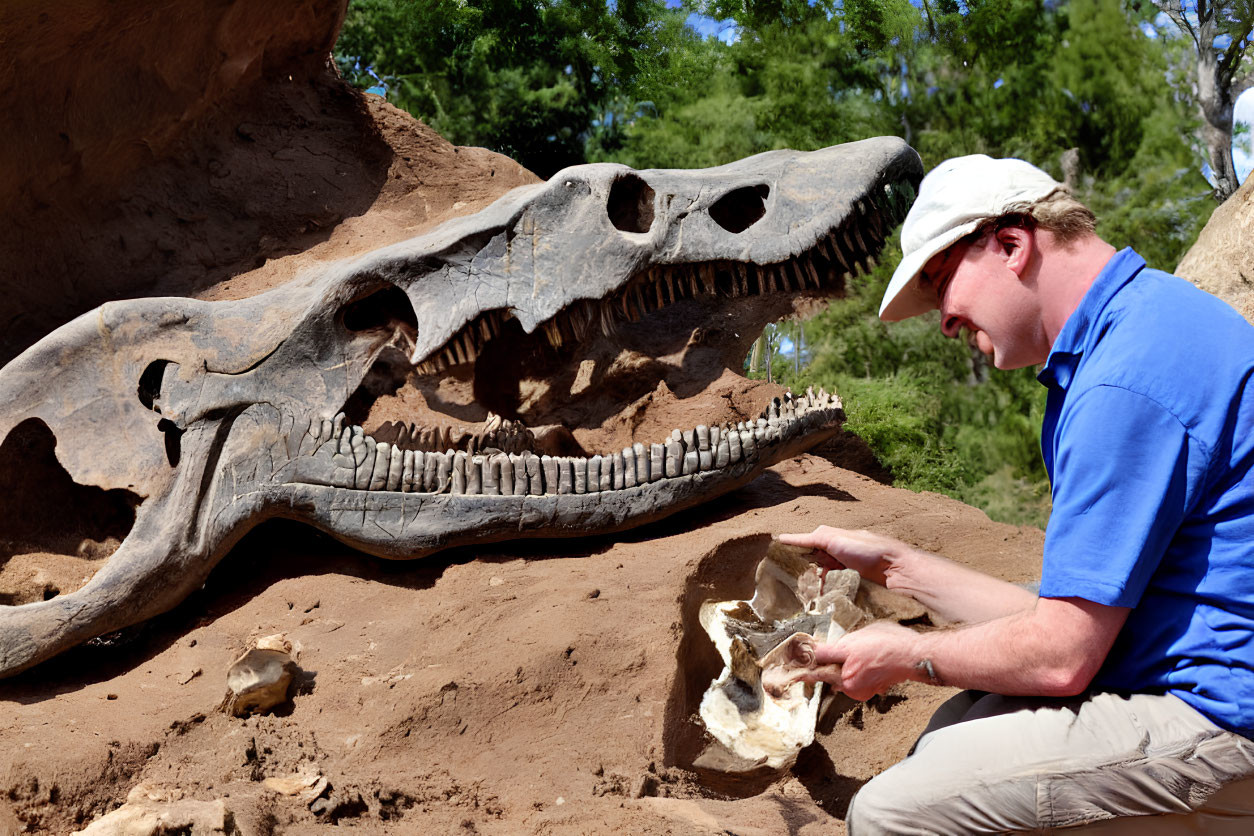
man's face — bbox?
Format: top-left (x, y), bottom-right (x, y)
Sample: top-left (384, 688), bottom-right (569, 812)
top-left (919, 231), bottom-right (1047, 370)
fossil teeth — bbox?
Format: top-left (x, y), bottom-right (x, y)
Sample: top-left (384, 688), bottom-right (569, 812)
top-left (353, 435), bottom-right (373, 490)
top-left (588, 455), bottom-right (602, 493)
top-left (600, 454), bottom-right (614, 492)
top-left (402, 449), bottom-right (417, 492)
top-left (558, 457), bottom-right (574, 495)
top-left (710, 425), bottom-right (720, 451)
top-left (650, 443), bottom-right (664, 483)
top-left (542, 455), bottom-right (559, 495)
top-left (728, 428), bottom-right (742, 462)
top-left (495, 454), bottom-right (511, 496)
top-left (633, 442), bottom-right (647, 484)
top-left (452, 450), bottom-right (468, 494)
top-left (696, 425), bottom-right (710, 451)
top-left (612, 451), bottom-right (626, 490)
top-left (622, 447), bottom-right (638, 488)
top-left (419, 450), bottom-right (434, 491)
top-left (665, 440), bottom-right (683, 477)
top-left (526, 454), bottom-right (543, 495)
top-left (386, 444), bottom-right (404, 491)
top-left (741, 428), bottom-right (756, 457)
top-left (509, 452), bottom-right (526, 496)
top-left (435, 451), bottom-right (450, 493)
top-left (804, 258), bottom-right (820, 288)
top-left (715, 436), bottom-right (731, 468)
top-left (683, 449), bottom-right (699, 475)
top-left (467, 453), bottom-right (483, 495)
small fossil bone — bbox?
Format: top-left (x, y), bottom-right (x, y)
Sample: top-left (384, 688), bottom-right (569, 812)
top-left (697, 540), bottom-right (867, 771)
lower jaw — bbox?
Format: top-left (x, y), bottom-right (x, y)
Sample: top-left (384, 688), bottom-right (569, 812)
top-left (275, 399), bottom-right (844, 558)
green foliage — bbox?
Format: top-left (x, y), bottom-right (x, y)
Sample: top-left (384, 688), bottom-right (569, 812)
top-left (334, 0), bottom-right (1221, 528)
top-left (771, 235), bottom-right (1054, 528)
top-left (335, 0), bottom-right (695, 177)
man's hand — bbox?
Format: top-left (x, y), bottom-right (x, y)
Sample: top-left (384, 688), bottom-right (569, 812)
top-left (778, 526), bottom-right (909, 587)
top-left (804, 621), bottom-right (922, 700)
top-left (780, 525), bottom-right (1038, 625)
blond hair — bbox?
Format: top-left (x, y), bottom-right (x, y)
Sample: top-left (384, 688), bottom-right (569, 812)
top-left (972, 188), bottom-right (1097, 245)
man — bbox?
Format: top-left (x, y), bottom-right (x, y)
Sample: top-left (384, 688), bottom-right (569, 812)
top-left (782, 155), bottom-right (1254, 834)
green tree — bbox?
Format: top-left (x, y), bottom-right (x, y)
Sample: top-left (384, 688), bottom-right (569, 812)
top-left (1152, 0), bottom-right (1254, 199)
top-left (336, 0), bottom-right (696, 177)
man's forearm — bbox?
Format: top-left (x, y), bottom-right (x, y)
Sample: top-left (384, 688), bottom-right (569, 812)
top-left (883, 547), bottom-right (1037, 625)
top-left (906, 596), bottom-right (1128, 696)
top-left (817, 596), bottom-right (1130, 700)
top-left (910, 612), bottom-right (1086, 695)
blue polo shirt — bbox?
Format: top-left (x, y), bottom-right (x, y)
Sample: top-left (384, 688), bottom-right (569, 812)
top-left (1038, 248), bottom-right (1254, 736)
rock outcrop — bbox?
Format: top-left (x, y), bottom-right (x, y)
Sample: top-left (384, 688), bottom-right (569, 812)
top-left (1176, 178), bottom-right (1254, 323)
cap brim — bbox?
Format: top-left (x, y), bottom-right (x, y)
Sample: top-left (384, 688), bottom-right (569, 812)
top-left (878, 220), bottom-right (981, 322)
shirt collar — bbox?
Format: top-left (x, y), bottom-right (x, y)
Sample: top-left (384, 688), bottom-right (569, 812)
top-left (1038, 247), bottom-right (1145, 390)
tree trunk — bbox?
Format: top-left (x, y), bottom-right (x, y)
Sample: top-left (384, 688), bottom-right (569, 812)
top-left (765, 333), bottom-right (773, 383)
top-left (795, 324), bottom-right (803, 376)
top-left (1197, 46), bottom-right (1240, 200)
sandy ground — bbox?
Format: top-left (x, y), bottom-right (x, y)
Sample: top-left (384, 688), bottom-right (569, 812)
top-left (0, 453), bottom-right (1042, 834)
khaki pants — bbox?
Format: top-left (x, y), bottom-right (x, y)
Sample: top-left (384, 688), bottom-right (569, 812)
top-left (847, 691), bottom-right (1254, 835)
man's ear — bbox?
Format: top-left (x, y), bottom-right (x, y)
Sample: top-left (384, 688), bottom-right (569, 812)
top-left (994, 226), bottom-right (1034, 278)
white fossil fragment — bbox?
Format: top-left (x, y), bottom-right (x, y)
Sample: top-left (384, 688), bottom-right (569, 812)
top-left (221, 634), bottom-right (302, 717)
top-left (696, 542), bottom-right (867, 772)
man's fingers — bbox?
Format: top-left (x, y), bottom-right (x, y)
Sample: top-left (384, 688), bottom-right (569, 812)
top-left (798, 663), bottom-right (843, 687)
top-left (812, 641), bottom-right (847, 666)
top-left (777, 532), bottom-right (819, 548)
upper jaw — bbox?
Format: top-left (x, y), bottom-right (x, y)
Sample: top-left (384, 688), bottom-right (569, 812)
top-left (329, 138), bottom-right (922, 377)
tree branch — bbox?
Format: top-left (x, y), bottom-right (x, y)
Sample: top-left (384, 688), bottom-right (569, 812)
top-left (1218, 22), bottom-right (1254, 83)
top-left (1157, 0), bottom-right (1200, 49)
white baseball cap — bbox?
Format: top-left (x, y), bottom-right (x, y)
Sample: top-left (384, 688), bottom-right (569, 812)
top-left (879, 155), bottom-right (1064, 321)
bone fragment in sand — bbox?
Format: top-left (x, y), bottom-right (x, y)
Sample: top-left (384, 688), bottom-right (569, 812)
top-left (696, 540), bottom-right (869, 772)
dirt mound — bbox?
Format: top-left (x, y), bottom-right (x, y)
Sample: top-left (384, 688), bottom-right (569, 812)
top-left (0, 455), bottom-right (1041, 834)
top-left (0, 1), bottom-right (535, 366)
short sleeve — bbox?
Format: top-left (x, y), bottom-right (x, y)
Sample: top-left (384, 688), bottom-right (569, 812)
top-left (1040, 384), bottom-right (1202, 607)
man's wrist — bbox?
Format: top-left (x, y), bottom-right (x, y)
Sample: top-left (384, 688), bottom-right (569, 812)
top-left (913, 657), bottom-right (942, 686)
top-left (906, 631), bottom-right (944, 686)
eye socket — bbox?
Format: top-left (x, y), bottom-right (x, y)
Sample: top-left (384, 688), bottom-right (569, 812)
top-left (137, 360), bottom-right (171, 411)
top-left (608, 173), bottom-right (656, 234)
top-left (341, 284), bottom-right (418, 334)
top-left (710, 184), bottom-right (769, 234)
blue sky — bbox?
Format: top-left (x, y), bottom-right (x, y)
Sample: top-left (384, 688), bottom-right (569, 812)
top-left (664, 0), bottom-right (742, 43)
